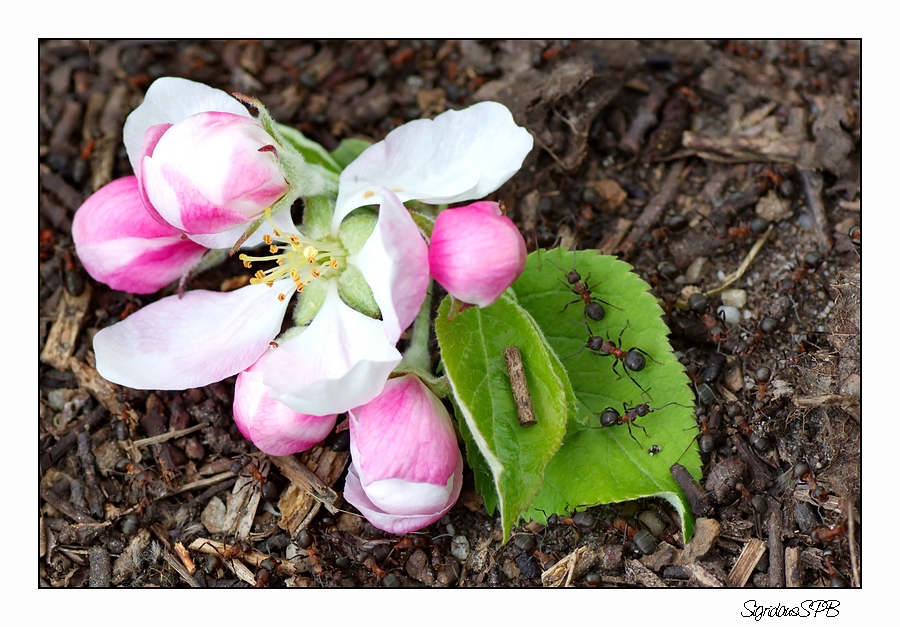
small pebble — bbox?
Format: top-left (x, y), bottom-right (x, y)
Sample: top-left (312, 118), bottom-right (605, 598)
top-left (717, 305), bottom-right (741, 326)
top-left (719, 288), bottom-right (747, 309)
top-left (382, 573), bottom-right (401, 588)
top-left (450, 535), bottom-right (469, 560)
top-left (638, 510), bottom-right (666, 537)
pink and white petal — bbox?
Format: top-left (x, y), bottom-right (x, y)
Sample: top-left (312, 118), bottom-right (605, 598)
top-left (233, 357), bottom-right (337, 456)
top-left (343, 453), bottom-right (463, 535)
top-left (186, 206), bottom-right (295, 250)
top-left (348, 190), bottom-right (429, 343)
top-left (134, 123), bottom-right (174, 228)
top-left (263, 283), bottom-right (402, 416)
top-left (332, 101), bottom-right (533, 231)
top-left (142, 157), bottom-right (253, 234)
top-left (124, 77), bottom-right (251, 171)
top-left (348, 376), bottom-right (459, 489)
top-left (93, 281), bottom-right (292, 390)
top-left (78, 235), bottom-right (206, 294)
top-left (72, 176), bottom-right (207, 293)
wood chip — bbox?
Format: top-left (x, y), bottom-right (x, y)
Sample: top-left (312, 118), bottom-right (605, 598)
top-left (625, 558), bottom-right (667, 587)
top-left (163, 550), bottom-right (200, 587)
top-left (597, 217), bottom-right (633, 255)
top-left (683, 562), bottom-right (725, 587)
top-left (541, 545), bottom-right (586, 587)
top-left (274, 447), bottom-right (348, 538)
top-left (680, 518), bottom-right (721, 564)
top-left (40, 286), bottom-right (91, 370)
top-left (726, 538), bottom-right (766, 587)
top-left (111, 529), bottom-right (151, 585)
top-left (173, 541), bottom-right (196, 575)
top-left (785, 546), bottom-right (802, 587)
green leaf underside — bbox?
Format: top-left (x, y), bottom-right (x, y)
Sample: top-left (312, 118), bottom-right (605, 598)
top-left (435, 293), bottom-right (572, 542)
top-left (330, 138), bottom-right (373, 170)
top-left (275, 123), bottom-right (342, 174)
top-left (512, 248), bottom-right (701, 540)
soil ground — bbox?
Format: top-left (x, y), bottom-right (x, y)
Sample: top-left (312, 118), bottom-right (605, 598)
top-left (39, 40), bottom-right (860, 590)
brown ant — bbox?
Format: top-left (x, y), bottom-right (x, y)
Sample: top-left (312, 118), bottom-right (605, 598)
top-left (822, 549), bottom-right (848, 587)
top-left (724, 217), bottom-right (770, 239)
top-left (592, 400), bottom-right (689, 445)
top-left (641, 214), bottom-right (690, 247)
top-left (752, 365), bottom-right (772, 403)
top-left (810, 521), bottom-right (848, 544)
top-left (254, 556), bottom-right (280, 587)
top-left (567, 322), bottom-right (659, 395)
top-left (547, 254), bottom-right (617, 323)
top-left (780, 251), bottom-right (825, 295)
top-left (114, 458), bottom-right (157, 516)
top-left (686, 292), bottom-right (728, 344)
top-left (774, 461), bottom-right (828, 502)
top-left (231, 453), bottom-right (270, 485)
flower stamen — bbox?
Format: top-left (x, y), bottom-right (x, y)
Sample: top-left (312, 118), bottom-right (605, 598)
top-left (238, 209), bottom-right (346, 299)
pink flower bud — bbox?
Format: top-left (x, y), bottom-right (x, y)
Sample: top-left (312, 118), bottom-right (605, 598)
top-left (139, 112), bottom-right (289, 235)
top-left (344, 375), bottom-right (463, 534)
top-left (428, 201), bottom-right (527, 307)
top-left (233, 349), bottom-right (337, 456)
top-left (72, 176), bottom-right (207, 294)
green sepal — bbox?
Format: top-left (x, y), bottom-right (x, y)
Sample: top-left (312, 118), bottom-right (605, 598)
top-left (303, 195), bottom-right (335, 241)
top-left (292, 277), bottom-right (329, 327)
top-left (338, 264), bottom-right (380, 319)
top-left (338, 209), bottom-right (378, 255)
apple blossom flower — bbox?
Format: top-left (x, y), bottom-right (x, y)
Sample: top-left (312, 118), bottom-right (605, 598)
top-left (428, 201), bottom-right (527, 307)
top-left (233, 347), bottom-right (337, 456)
top-left (71, 176), bottom-right (207, 294)
top-left (343, 375), bottom-right (464, 534)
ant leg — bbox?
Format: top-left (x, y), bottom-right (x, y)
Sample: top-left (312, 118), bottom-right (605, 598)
top-left (623, 367), bottom-right (650, 396)
top-left (609, 358), bottom-right (624, 382)
top-left (625, 423), bottom-right (643, 446)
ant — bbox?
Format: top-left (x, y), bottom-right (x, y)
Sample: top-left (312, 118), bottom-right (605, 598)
top-left (848, 225), bottom-right (860, 248)
top-left (687, 292), bottom-right (727, 344)
top-left (114, 458), bottom-right (157, 516)
top-left (254, 556), bottom-right (280, 587)
top-left (567, 323), bottom-right (658, 395)
top-left (723, 217), bottom-right (771, 239)
top-left (780, 251), bottom-right (825, 295)
top-left (774, 461), bottom-right (828, 502)
top-left (821, 549), bottom-right (848, 587)
top-left (609, 517), bottom-right (657, 555)
top-left (810, 521), bottom-right (848, 544)
top-left (592, 400), bottom-right (689, 445)
top-left (641, 214), bottom-right (690, 247)
top-left (547, 254), bottom-right (617, 323)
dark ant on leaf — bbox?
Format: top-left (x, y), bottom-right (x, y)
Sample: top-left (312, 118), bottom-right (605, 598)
top-left (546, 253), bottom-right (618, 323)
top-left (592, 400), bottom-right (690, 445)
top-left (566, 322), bottom-right (659, 395)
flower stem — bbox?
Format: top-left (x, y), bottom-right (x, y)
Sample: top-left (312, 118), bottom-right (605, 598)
top-left (398, 281), bottom-right (434, 376)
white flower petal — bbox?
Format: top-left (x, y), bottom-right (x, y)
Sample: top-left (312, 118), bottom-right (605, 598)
top-left (332, 101), bottom-right (533, 231)
top-left (124, 77), bottom-right (251, 172)
top-left (263, 282), bottom-right (401, 415)
top-left (94, 281), bottom-right (291, 390)
top-left (348, 189), bottom-right (429, 343)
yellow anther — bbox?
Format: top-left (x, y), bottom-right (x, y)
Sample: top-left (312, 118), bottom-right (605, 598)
top-left (243, 260), bottom-right (253, 269)
top-left (269, 245), bottom-right (278, 254)
top-left (311, 268), bottom-right (321, 279)
top-left (363, 190), bottom-right (375, 199)
top-left (255, 270), bottom-right (266, 280)
top-left (277, 293), bottom-right (286, 302)
top-left (329, 259), bottom-right (339, 269)
top-left (263, 234), bottom-right (273, 245)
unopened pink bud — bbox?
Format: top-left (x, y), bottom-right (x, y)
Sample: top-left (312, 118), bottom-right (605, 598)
top-left (233, 349), bottom-right (337, 456)
top-left (72, 176), bottom-right (207, 294)
top-left (428, 201), bottom-right (527, 307)
top-left (344, 375), bottom-right (463, 534)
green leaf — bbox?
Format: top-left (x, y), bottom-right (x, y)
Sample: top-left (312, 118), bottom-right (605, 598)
top-left (512, 248), bottom-right (701, 540)
top-left (435, 292), bottom-right (573, 541)
top-left (331, 138), bottom-right (373, 170)
top-left (275, 123), bottom-right (342, 176)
